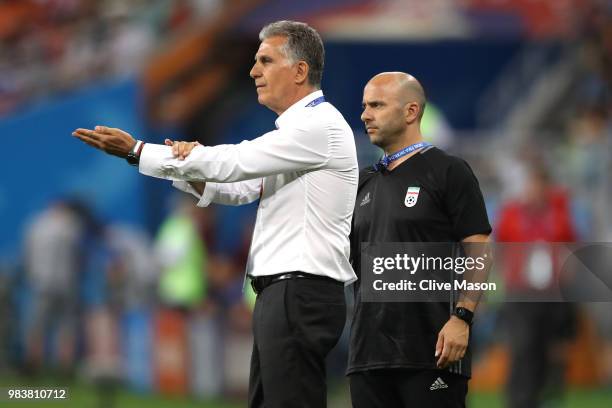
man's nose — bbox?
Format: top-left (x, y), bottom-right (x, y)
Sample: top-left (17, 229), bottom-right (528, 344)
top-left (361, 110), bottom-right (370, 123)
top-left (250, 63), bottom-right (260, 79)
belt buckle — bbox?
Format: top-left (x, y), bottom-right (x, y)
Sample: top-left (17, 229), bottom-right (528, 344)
top-left (276, 273), bottom-right (293, 282)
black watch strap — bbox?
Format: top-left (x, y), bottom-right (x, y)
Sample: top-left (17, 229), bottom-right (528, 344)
top-left (453, 307), bottom-right (474, 325)
top-left (126, 140), bottom-right (145, 166)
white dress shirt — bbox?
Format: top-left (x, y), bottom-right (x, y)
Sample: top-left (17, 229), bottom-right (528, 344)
top-left (139, 90), bottom-right (358, 283)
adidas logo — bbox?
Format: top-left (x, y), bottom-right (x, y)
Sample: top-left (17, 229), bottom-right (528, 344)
top-left (360, 192), bottom-right (371, 206)
top-left (429, 377), bottom-right (448, 391)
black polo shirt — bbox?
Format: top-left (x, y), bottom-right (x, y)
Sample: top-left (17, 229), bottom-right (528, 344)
top-left (348, 146), bottom-right (492, 377)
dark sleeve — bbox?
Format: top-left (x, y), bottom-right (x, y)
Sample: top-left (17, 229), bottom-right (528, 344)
top-left (443, 159), bottom-right (492, 240)
top-left (349, 209), bottom-right (357, 268)
top-left (349, 167), bottom-right (375, 273)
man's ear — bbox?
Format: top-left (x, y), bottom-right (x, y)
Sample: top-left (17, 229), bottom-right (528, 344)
top-left (295, 61), bottom-right (309, 85)
top-left (405, 102), bottom-right (420, 124)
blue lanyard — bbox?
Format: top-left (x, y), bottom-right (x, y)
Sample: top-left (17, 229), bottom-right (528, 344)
top-left (374, 141), bottom-right (431, 170)
top-left (305, 95), bottom-right (325, 107)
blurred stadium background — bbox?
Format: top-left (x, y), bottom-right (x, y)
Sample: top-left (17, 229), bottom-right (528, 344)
top-left (0, 0), bottom-right (611, 407)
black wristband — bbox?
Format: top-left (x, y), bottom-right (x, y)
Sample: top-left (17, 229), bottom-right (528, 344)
top-left (453, 307), bottom-right (474, 325)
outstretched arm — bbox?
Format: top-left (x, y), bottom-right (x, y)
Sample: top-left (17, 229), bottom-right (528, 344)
top-left (73, 120), bottom-right (329, 183)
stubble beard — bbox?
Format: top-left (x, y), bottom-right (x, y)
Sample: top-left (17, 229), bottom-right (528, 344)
top-left (370, 128), bottom-right (398, 154)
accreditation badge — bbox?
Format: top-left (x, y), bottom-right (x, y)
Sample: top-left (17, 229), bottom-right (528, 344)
top-left (404, 186), bottom-right (420, 207)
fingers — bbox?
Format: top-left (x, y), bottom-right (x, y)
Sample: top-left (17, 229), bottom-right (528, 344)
top-left (73, 127), bottom-right (122, 144)
top-left (72, 128), bottom-right (103, 149)
top-left (435, 332), bottom-right (443, 359)
top-left (437, 339), bottom-right (450, 368)
top-left (435, 332), bottom-right (448, 368)
top-left (177, 142), bottom-right (186, 158)
top-left (448, 347), bottom-right (461, 366)
top-left (457, 344), bottom-right (467, 360)
top-left (452, 344), bottom-right (467, 363)
top-left (169, 141), bottom-right (198, 160)
top-left (176, 142), bottom-right (187, 159)
top-left (73, 128), bottom-right (99, 140)
top-left (73, 133), bottom-right (102, 149)
top-left (436, 339), bottom-right (467, 368)
top-left (94, 125), bottom-right (131, 138)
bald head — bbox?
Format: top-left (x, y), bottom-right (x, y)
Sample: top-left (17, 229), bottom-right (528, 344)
top-left (361, 72), bottom-right (427, 152)
top-left (367, 72), bottom-right (426, 120)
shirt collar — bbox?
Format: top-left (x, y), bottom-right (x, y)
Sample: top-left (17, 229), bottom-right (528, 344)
top-left (275, 90), bottom-right (324, 129)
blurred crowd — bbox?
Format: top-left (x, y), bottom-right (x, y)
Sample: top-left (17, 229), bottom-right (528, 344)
top-left (557, 0), bottom-right (611, 241)
top-left (0, 0), bottom-right (222, 115)
top-left (0, 194), bottom-right (255, 399)
top-left (478, 3), bottom-right (612, 404)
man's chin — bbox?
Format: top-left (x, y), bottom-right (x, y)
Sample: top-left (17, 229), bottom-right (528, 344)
top-left (257, 88), bottom-right (268, 100)
top-left (370, 136), bottom-right (383, 148)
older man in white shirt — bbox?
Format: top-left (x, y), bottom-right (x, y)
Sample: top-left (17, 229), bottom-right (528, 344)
top-left (73, 20), bottom-right (357, 408)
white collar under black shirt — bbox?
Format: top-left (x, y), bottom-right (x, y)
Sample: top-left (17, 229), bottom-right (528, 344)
top-left (139, 90), bottom-right (359, 284)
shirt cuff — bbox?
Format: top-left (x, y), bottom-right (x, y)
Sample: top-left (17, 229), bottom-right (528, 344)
top-left (172, 181), bottom-right (201, 199)
top-left (197, 183), bottom-right (218, 207)
top-left (138, 143), bottom-right (174, 179)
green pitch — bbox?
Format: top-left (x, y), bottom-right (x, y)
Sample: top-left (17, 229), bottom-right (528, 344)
top-left (1, 374), bottom-right (611, 407)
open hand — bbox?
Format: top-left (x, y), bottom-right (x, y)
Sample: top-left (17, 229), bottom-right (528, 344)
top-left (72, 126), bottom-right (136, 158)
top-left (164, 138), bottom-right (200, 160)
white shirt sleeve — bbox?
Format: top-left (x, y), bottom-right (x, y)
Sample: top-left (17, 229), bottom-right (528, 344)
top-left (172, 179), bottom-right (262, 207)
top-left (138, 122), bottom-right (329, 183)
top-left (172, 181), bottom-right (201, 198)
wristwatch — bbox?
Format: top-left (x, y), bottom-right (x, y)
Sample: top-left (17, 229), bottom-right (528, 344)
top-left (126, 140), bottom-right (145, 166)
top-left (453, 307), bottom-right (474, 326)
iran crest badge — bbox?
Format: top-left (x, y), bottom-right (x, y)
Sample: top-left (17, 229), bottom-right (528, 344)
top-left (404, 186), bottom-right (420, 207)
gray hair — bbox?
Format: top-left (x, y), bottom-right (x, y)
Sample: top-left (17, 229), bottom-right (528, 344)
top-left (259, 20), bottom-right (325, 88)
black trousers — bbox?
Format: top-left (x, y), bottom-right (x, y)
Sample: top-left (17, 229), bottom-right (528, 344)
top-left (248, 276), bottom-right (346, 408)
top-left (349, 369), bottom-right (468, 408)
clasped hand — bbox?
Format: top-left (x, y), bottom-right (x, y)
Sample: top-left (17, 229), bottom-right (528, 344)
top-left (164, 139), bottom-right (200, 160)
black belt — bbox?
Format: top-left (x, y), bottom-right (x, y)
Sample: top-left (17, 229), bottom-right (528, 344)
top-left (249, 272), bottom-right (343, 295)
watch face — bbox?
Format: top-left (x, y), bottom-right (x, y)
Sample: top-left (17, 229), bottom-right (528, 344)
top-left (126, 154), bottom-right (138, 166)
top-left (455, 307), bottom-right (473, 323)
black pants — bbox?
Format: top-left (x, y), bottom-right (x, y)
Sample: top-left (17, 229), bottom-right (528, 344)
top-left (349, 369), bottom-right (468, 408)
top-left (248, 276), bottom-right (346, 408)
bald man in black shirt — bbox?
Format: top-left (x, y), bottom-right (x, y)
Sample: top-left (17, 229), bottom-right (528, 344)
top-left (348, 72), bottom-right (492, 407)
